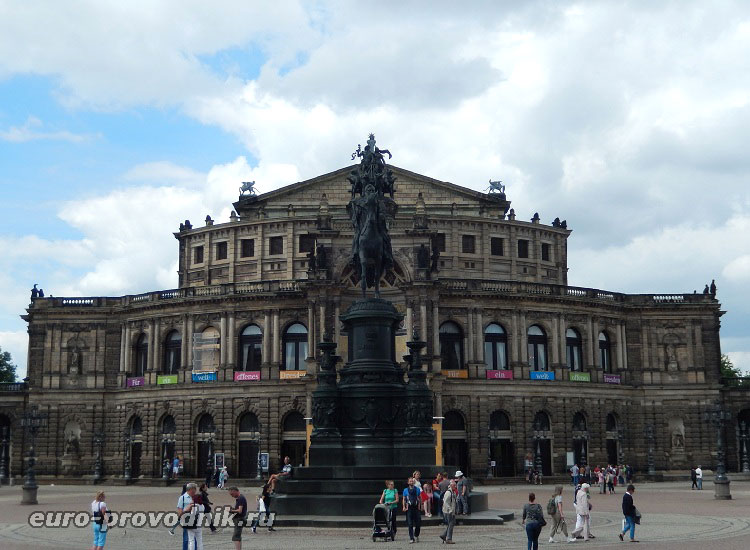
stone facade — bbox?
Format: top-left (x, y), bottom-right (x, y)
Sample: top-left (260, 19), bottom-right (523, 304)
top-left (0, 165), bottom-right (738, 482)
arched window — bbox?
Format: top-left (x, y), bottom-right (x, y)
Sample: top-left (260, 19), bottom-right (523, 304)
top-left (197, 413), bottom-right (215, 434)
top-left (599, 331), bottom-right (611, 372)
top-left (606, 413), bottom-right (618, 432)
top-left (283, 323), bottom-right (308, 371)
top-left (239, 324), bottom-right (263, 371)
top-left (489, 410), bottom-right (511, 431)
top-left (134, 334), bottom-right (148, 377)
top-left (239, 412), bottom-right (260, 433)
top-left (443, 410), bottom-right (466, 431)
top-left (163, 330), bottom-right (181, 374)
top-left (566, 328), bottom-right (583, 371)
top-left (130, 416), bottom-right (143, 435)
top-left (161, 415), bottom-right (176, 434)
top-left (440, 321), bottom-right (464, 370)
top-left (283, 411), bottom-right (306, 432)
top-left (573, 412), bottom-right (587, 432)
top-left (533, 411), bottom-right (550, 431)
top-left (197, 327), bottom-right (220, 371)
top-left (527, 325), bottom-right (547, 370)
top-left (484, 323), bottom-right (508, 370)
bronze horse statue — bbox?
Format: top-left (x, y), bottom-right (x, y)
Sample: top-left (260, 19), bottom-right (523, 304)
top-left (350, 184), bottom-right (390, 297)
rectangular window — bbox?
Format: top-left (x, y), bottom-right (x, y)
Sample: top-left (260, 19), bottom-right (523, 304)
top-left (299, 234), bottom-right (315, 254)
top-left (518, 239), bottom-right (529, 258)
top-left (269, 236), bottom-right (284, 255)
top-left (433, 233), bottom-right (446, 252)
top-left (194, 246), bottom-right (204, 264)
top-left (240, 238), bottom-right (255, 258)
top-left (491, 237), bottom-right (504, 256)
top-left (462, 235), bottom-right (476, 254)
top-left (541, 243), bottom-right (551, 262)
top-left (216, 241), bottom-right (228, 260)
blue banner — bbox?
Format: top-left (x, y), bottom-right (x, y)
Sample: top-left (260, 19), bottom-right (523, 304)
top-left (530, 371), bottom-right (555, 380)
top-left (192, 371), bottom-right (217, 383)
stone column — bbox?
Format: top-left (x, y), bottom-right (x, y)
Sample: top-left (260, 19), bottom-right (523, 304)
top-left (272, 310), bottom-right (280, 365)
top-left (551, 315), bottom-right (560, 365)
top-left (466, 309), bottom-right (474, 363)
top-left (475, 308), bottom-right (483, 363)
top-left (686, 320), bottom-right (695, 368)
top-left (334, 299), bottom-right (341, 350)
top-left (186, 315), bottom-right (195, 371)
top-left (227, 312), bottom-right (236, 367)
top-left (120, 325), bottom-right (126, 372)
top-left (124, 325), bottom-right (132, 374)
top-left (510, 312), bottom-right (519, 363)
top-left (587, 316), bottom-right (596, 368)
top-left (180, 315), bottom-right (188, 371)
top-left (616, 323), bottom-right (625, 370)
top-left (319, 301), bottom-right (326, 349)
top-left (152, 318), bottom-right (161, 372)
top-left (307, 302), bottom-right (315, 358)
top-left (406, 302), bottom-right (413, 340)
top-left (220, 313), bottom-right (228, 366)
top-left (519, 311), bottom-right (528, 364)
top-left (559, 316), bottom-right (566, 367)
top-left (420, 301), bottom-right (428, 344)
top-left (621, 322), bottom-right (628, 369)
top-left (263, 311), bottom-right (271, 364)
top-left (432, 301), bottom-right (440, 370)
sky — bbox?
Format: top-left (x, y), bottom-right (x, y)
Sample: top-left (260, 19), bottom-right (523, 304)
top-left (2, 0), bottom-right (750, 378)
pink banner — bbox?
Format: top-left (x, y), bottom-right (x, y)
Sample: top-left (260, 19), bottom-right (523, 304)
top-left (486, 370), bottom-right (513, 380)
top-left (234, 371), bottom-right (261, 382)
top-left (126, 376), bottom-right (145, 387)
top-left (603, 374), bottom-right (621, 384)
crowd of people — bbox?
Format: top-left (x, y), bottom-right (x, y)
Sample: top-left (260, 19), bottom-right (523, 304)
top-left (570, 463), bottom-right (633, 493)
top-left (377, 469), bottom-right (472, 544)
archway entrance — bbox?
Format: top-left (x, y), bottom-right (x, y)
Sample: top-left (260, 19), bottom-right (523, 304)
top-left (196, 414), bottom-right (215, 477)
top-left (238, 413), bottom-right (260, 478)
top-left (281, 411), bottom-right (306, 467)
top-left (489, 410), bottom-right (515, 477)
top-left (605, 413), bottom-right (619, 465)
top-left (442, 410), bottom-right (468, 474)
top-left (129, 417), bottom-right (143, 478)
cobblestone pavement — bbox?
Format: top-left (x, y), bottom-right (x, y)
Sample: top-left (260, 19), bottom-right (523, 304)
top-left (2, 480), bottom-right (750, 549)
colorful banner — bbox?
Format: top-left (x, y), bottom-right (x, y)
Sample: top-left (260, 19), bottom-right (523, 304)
top-left (569, 372), bottom-right (591, 382)
top-left (443, 369), bottom-right (469, 379)
top-left (157, 374), bottom-right (178, 385)
top-left (126, 376), bottom-right (145, 387)
top-left (530, 371), bottom-right (555, 380)
top-left (603, 374), bottom-right (621, 384)
top-left (234, 371), bottom-right (261, 382)
top-left (486, 369), bottom-right (513, 380)
top-left (192, 371), bottom-right (217, 383)
top-left (280, 370), bottom-right (307, 380)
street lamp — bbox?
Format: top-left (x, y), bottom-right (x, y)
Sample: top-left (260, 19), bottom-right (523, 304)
top-left (617, 426), bottom-right (626, 466)
top-left (643, 424), bottom-right (655, 476)
top-left (739, 421), bottom-right (750, 474)
top-left (20, 406), bottom-right (48, 504)
top-left (123, 429), bottom-right (132, 483)
top-left (161, 433), bottom-right (175, 480)
top-left (0, 426), bottom-right (8, 482)
top-left (93, 430), bottom-right (105, 483)
top-left (532, 419), bottom-right (544, 473)
top-left (256, 433), bottom-right (263, 481)
top-left (703, 401), bottom-right (732, 500)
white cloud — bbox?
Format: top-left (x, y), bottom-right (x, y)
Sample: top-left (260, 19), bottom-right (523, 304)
top-left (0, 116), bottom-right (97, 142)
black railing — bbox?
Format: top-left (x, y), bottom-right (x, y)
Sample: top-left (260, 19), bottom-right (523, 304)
top-left (721, 377), bottom-right (750, 389)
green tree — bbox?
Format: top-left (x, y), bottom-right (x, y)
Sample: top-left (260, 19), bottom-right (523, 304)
top-left (720, 354), bottom-right (750, 388)
top-left (0, 346), bottom-right (18, 383)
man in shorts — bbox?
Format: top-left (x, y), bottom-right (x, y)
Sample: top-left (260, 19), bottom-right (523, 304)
top-left (228, 486), bottom-right (248, 550)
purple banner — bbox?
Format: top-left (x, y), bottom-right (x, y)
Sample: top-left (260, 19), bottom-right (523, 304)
top-left (603, 374), bottom-right (621, 384)
top-left (234, 371), bottom-right (261, 382)
top-left (486, 369), bottom-right (513, 380)
top-left (126, 376), bottom-right (145, 388)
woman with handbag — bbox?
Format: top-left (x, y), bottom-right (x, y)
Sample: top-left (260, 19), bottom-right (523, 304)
top-left (90, 491), bottom-right (108, 550)
top-left (521, 492), bottom-right (546, 550)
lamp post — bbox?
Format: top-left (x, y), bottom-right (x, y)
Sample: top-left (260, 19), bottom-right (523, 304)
top-left (703, 401), bottom-right (732, 500)
top-left (93, 430), bottom-right (105, 483)
top-left (256, 432), bottom-right (263, 481)
top-left (20, 406), bottom-right (48, 504)
top-left (0, 426), bottom-right (8, 482)
top-left (532, 419), bottom-right (544, 474)
top-left (205, 430), bottom-right (215, 486)
top-left (739, 421), bottom-right (750, 474)
top-left (161, 433), bottom-right (175, 480)
top-left (617, 426), bottom-right (626, 466)
top-left (123, 429), bottom-right (132, 483)
top-left (643, 424), bottom-right (655, 476)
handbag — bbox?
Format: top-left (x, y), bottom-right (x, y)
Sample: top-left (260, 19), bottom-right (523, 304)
top-left (634, 507), bottom-right (642, 525)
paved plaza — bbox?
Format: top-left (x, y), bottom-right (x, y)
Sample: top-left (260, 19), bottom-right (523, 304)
top-left (1, 480), bottom-right (750, 549)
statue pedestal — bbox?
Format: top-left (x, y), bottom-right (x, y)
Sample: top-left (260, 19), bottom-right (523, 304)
top-left (60, 455), bottom-right (80, 476)
top-left (21, 486), bottom-right (38, 505)
top-left (714, 478), bottom-right (732, 500)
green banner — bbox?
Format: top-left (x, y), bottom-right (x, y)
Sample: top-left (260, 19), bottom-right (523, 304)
top-left (569, 371), bottom-right (591, 382)
top-left (157, 374), bottom-right (178, 385)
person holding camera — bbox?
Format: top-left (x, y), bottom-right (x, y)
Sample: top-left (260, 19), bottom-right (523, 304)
top-left (91, 491), bottom-right (108, 550)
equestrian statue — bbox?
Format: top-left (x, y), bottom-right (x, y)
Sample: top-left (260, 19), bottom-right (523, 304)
top-left (347, 134), bottom-right (397, 297)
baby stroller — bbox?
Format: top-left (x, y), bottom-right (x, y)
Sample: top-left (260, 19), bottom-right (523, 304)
top-left (371, 503), bottom-right (394, 542)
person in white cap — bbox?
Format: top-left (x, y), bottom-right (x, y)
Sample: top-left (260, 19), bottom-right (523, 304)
top-left (454, 471), bottom-right (469, 515)
top-left (570, 483), bottom-right (592, 542)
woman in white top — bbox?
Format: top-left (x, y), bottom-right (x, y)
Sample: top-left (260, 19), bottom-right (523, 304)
top-left (90, 491), bottom-right (108, 549)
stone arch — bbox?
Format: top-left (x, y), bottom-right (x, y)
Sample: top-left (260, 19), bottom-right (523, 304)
top-left (442, 408), bottom-right (468, 475)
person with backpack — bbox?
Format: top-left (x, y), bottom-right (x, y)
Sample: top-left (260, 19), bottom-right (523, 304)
top-left (402, 476), bottom-right (422, 543)
top-left (547, 485), bottom-right (574, 543)
top-left (439, 479), bottom-right (457, 545)
top-left (522, 492), bottom-right (546, 550)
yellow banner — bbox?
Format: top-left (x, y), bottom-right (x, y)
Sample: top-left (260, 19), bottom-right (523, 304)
top-left (280, 370), bottom-right (307, 380)
top-left (443, 369), bottom-right (468, 379)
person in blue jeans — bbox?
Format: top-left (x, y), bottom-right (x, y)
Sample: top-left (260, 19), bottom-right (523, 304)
top-left (522, 492), bottom-right (545, 550)
top-left (402, 477), bottom-right (422, 543)
top-left (619, 485), bottom-right (638, 542)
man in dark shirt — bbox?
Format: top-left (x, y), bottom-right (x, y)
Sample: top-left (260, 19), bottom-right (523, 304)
top-left (229, 487), bottom-right (248, 550)
top-left (619, 484), bottom-right (638, 542)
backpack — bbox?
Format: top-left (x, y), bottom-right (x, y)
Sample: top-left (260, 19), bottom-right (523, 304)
top-left (406, 487), bottom-right (419, 508)
top-left (547, 497), bottom-right (557, 515)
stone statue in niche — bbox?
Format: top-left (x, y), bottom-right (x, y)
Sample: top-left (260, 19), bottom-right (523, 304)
top-left (63, 423), bottom-right (81, 457)
top-left (417, 244), bottom-right (429, 269)
top-left (69, 346), bottom-right (82, 374)
top-left (672, 431), bottom-right (685, 449)
top-left (665, 343), bottom-right (678, 371)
